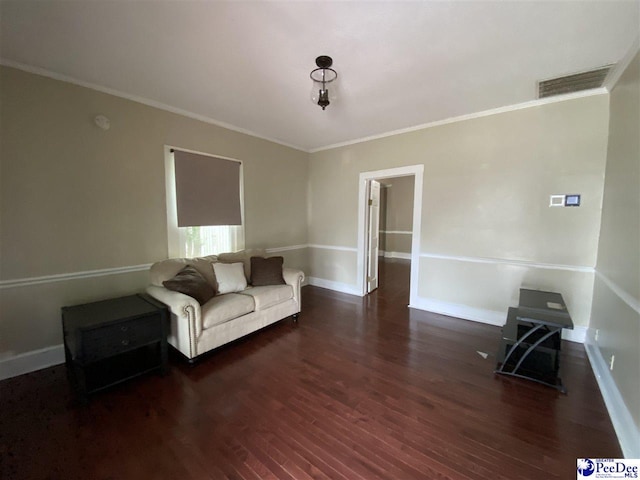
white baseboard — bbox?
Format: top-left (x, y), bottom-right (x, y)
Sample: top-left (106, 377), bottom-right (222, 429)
top-left (302, 286), bottom-right (586, 343)
top-left (409, 297), bottom-right (587, 343)
top-left (0, 344), bottom-right (65, 381)
top-left (409, 297), bottom-right (506, 326)
top-left (561, 326), bottom-right (587, 343)
top-left (306, 276), bottom-right (362, 297)
top-left (584, 329), bottom-right (640, 458)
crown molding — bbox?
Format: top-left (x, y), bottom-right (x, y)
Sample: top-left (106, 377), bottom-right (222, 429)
top-left (1, 58), bottom-right (612, 155)
top-left (310, 88), bottom-right (607, 153)
top-left (603, 34), bottom-right (640, 92)
top-left (0, 58), bottom-right (307, 153)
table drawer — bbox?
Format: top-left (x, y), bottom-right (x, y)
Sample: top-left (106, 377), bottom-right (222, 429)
top-left (81, 315), bottom-right (163, 362)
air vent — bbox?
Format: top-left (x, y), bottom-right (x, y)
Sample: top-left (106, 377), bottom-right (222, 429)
top-left (538, 65), bottom-right (613, 98)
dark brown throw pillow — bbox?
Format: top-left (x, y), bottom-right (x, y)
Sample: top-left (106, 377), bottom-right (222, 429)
top-left (163, 265), bottom-right (215, 305)
top-left (250, 256), bottom-right (286, 286)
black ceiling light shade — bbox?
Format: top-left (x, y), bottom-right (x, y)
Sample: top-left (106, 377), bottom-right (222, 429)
top-left (310, 55), bottom-right (337, 110)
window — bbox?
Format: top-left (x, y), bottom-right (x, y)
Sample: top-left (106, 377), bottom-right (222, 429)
top-left (179, 225), bottom-right (244, 257)
top-left (165, 147), bottom-right (245, 257)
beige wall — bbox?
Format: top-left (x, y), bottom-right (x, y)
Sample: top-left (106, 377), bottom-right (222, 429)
top-left (0, 66), bottom-right (308, 357)
top-left (0, 61), bottom-right (624, 376)
top-left (590, 51), bottom-right (640, 432)
top-left (308, 94), bottom-right (610, 329)
top-left (380, 176), bottom-right (414, 255)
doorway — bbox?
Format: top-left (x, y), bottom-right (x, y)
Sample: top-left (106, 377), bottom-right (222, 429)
top-left (357, 165), bottom-right (424, 307)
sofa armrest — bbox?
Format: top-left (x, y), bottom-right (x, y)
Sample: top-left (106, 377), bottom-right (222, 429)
top-left (146, 285), bottom-right (203, 340)
top-left (283, 268), bottom-right (305, 312)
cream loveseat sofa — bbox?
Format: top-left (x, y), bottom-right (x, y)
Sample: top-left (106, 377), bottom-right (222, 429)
top-left (146, 249), bottom-right (304, 362)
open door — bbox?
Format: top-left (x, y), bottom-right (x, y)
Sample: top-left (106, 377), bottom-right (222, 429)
top-left (366, 180), bottom-right (381, 293)
top-left (357, 165), bottom-right (423, 303)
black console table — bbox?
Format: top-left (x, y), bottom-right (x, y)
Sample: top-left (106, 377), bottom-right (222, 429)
top-left (62, 294), bottom-right (169, 404)
top-left (495, 288), bottom-right (574, 393)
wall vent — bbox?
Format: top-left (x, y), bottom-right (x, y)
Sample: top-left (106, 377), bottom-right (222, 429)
top-left (537, 65), bottom-right (613, 98)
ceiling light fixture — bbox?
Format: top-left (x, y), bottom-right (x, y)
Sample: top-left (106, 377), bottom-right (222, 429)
top-left (310, 55), bottom-right (337, 110)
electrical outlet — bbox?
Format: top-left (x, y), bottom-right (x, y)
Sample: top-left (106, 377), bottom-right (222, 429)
top-left (609, 355), bottom-right (615, 371)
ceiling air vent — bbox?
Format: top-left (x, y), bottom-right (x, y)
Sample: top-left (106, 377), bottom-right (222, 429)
top-left (537, 65), bottom-right (613, 99)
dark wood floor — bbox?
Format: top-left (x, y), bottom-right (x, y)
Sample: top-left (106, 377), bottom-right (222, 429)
top-left (0, 259), bottom-right (621, 480)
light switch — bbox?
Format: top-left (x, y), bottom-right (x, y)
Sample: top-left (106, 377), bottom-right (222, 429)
top-left (549, 195), bottom-right (565, 207)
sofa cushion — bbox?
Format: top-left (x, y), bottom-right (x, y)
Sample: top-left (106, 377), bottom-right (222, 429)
top-left (218, 248), bottom-right (266, 280)
top-left (202, 293), bottom-right (255, 329)
top-left (250, 256), bottom-right (286, 286)
top-left (150, 254), bottom-right (218, 287)
top-left (162, 265), bottom-right (215, 305)
top-left (213, 262), bottom-right (247, 294)
top-left (240, 285), bottom-right (293, 311)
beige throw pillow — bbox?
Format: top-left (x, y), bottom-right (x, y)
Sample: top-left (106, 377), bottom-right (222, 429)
top-left (213, 262), bottom-right (247, 294)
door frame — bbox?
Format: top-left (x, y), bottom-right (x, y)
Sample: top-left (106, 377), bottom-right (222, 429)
top-left (366, 179), bottom-right (381, 293)
top-left (357, 165), bottom-right (424, 306)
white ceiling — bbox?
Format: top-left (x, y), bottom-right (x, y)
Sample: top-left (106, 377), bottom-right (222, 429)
top-left (1, 1), bottom-right (638, 152)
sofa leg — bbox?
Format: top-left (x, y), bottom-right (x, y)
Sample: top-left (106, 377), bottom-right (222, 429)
top-left (292, 313), bottom-right (299, 323)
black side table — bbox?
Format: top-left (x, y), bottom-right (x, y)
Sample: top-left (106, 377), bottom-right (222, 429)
top-left (62, 293), bottom-right (169, 403)
top-left (495, 289), bottom-right (574, 393)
